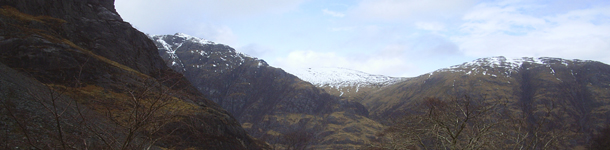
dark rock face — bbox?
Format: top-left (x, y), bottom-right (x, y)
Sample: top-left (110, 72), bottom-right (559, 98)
top-left (152, 34), bottom-right (377, 149)
top-left (1, 0), bottom-right (165, 76)
top-left (0, 1), bottom-right (266, 149)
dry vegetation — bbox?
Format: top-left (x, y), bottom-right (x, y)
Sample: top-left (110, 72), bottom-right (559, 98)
top-left (1, 75), bottom-right (201, 149)
top-left (369, 95), bottom-right (579, 150)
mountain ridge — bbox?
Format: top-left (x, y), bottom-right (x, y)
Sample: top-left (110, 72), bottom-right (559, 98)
top-left (281, 67), bottom-right (408, 100)
top-left (290, 67), bottom-right (407, 87)
top-left (357, 55), bottom-right (610, 148)
top-left (150, 33), bottom-right (382, 149)
top-left (434, 56), bottom-right (593, 77)
top-left (151, 32), bottom-right (610, 149)
top-left (5, 1), bottom-right (608, 149)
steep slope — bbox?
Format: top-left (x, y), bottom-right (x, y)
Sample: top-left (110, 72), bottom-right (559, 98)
top-left (289, 67), bottom-right (408, 98)
top-left (151, 33), bottom-right (383, 149)
top-left (361, 56), bottom-right (610, 147)
top-left (0, 1), bottom-right (266, 149)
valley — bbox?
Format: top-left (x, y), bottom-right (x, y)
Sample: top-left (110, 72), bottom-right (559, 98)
top-left (1, 0), bottom-right (609, 149)
top-left (151, 33), bottom-right (610, 149)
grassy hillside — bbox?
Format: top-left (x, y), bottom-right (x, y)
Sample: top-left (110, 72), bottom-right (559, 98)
top-left (360, 57), bottom-right (610, 148)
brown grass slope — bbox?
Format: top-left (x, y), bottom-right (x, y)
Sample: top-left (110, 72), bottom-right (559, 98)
top-left (360, 57), bottom-right (610, 148)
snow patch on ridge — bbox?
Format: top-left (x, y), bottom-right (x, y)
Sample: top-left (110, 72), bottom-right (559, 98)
top-left (289, 67), bottom-right (407, 90)
top-left (149, 33), bottom-right (272, 75)
top-left (432, 56), bottom-right (592, 78)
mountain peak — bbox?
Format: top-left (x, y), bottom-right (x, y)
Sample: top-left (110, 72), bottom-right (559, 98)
top-left (172, 33), bottom-right (214, 44)
top-left (449, 56), bottom-right (593, 69)
top-left (290, 67), bottom-right (406, 87)
top-left (149, 33), bottom-right (215, 49)
top-left (434, 56), bottom-right (596, 78)
top-left (288, 67), bottom-right (407, 97)
top-left (149, 33), bottom-right (269, 74)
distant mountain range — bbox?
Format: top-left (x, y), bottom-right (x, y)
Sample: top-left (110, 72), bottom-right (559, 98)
top-left (2, 1), bottom-right (606, 148)
top-left (149, 33), bottom-right (610, 149)
top-left (289, 67), bottom-right (407, 97)
top-left (150, 33), bottom-right (379, 149)
top-left (361, 56), bottom-right (610, 118)
top-left (360, 56), bottom-right (610, 148)
top-left (150, 33), bottom-right (406, 98)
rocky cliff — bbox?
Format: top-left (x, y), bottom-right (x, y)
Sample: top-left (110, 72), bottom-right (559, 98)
top-left (0, 1), bottom-right (267, 149)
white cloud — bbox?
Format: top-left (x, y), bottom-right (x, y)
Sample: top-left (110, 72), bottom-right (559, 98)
top-left (274, 50), bottom-right (415, 77)
top-left (330, 26), bottom-right (356, 32)
top-left (117, 0), bottom-right (307, 19)
top-left (238, 44), bottom-right (275, 58)
top-left (116, 0), bottom-right (610, 77)
top-left (115, 0), bottom-right (307, 35)
top-left (322, 9), bottom-right (345, 17)
top-left (350, 0), bottom-right (478, 21)
top-left (193, 24), bottom-right (237, 46)
top-left (415, 22), bottom-right (446, 31)
top-left (459, 3), bottom-right (546, 35)
top-left (454, 2), bottom-right (610, 63)
top-left (412, 34), bottom-right (461, 56)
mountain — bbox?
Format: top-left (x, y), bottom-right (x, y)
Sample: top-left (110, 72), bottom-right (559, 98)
top-left (6, 0), bottom-right (607, 149)
top-left (359, 56), bottom-right (610, 148)
top-left (150, 33), bottom-right (383, 149)
top-left (0, 1), bottom-right (267, 149)
top-left (149, 30), bottom-right (610, 149)
top-left (150, 32), bottom-right (610, 149)
top-left (289, 67), bottom-right (408, 98)
top-left (362, 56), bottom-right (610, 117)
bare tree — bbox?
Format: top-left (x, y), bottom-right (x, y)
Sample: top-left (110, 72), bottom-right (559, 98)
top-left (373, 95), bottom-right (507, 150)
top-left (589, 124), bottom-right (610, 150)
top-left (504, 101), bottom-right (575, 150)
top-left (77, 77), bottom-right (190, 150)
top-left (282, 129), bottom-right (314, 150)
top-left (0, 65), bottom-right (190, 150)
top-left (373, 93), bottom-right (584, 150)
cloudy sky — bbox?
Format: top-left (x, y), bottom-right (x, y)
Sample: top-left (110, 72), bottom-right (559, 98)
top-left (115, 0), bottom-right (610, 77)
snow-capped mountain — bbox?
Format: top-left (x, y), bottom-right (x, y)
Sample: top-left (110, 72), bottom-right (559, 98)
top-left (289, 67), bottom-right (408, 97)
top-left (148, 33), bottom-right (267, 74)
top-left (432, 56), bottom-right (590, 79)
top-left (361, 56), bottom-right (610, 148)
top-left (150, 33), bottom-right (407, 98)
top-left (146, 33), bottom-right (610, 148)
top-left (148, 33), bottom-right (379, 149)
top-left (291, 67), bottom-right (407, 88)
